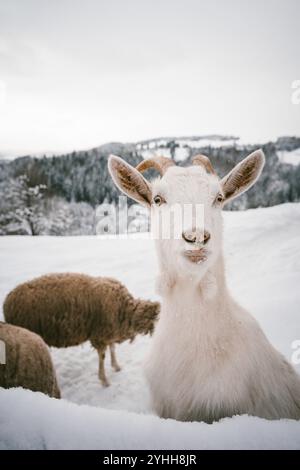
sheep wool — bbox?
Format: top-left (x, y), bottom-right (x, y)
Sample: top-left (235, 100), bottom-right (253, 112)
top-left (4, 273), bottom-right (160, 387)
top-left (0, 321), bottom-right (60, 398)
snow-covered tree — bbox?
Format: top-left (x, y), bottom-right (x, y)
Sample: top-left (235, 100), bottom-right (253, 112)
top-left (0, 175), bottom-right (47, 235)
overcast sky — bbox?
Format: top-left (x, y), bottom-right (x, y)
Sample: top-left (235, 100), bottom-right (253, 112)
top-left (0, 0), bottom-right (299, 156)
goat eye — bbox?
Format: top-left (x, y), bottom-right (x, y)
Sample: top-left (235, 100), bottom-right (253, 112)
top-left (215, 193), bottom-right (224, 205)
top-left (153, 195), bottom-right (163, 206)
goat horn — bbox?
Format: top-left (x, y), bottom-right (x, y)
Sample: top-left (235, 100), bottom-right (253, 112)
top-left (136, 156), bottom-right (175, 176)
top-left (192, 154), bottom-right (215, 175)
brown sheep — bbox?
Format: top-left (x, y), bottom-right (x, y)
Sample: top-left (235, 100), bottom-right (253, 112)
top-left (4, 273), bottom-right (160, 387)
top-left (0, 321), bottom-right (60, 398)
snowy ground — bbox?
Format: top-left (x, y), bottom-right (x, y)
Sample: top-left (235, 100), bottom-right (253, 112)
top-left (277, 148), bottom-right (300, 166)
top-left (1, 203), bottom-right (300, 449)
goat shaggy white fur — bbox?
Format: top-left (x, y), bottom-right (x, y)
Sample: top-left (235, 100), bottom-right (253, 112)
top-left (108, 151), bottom-right (300, 422)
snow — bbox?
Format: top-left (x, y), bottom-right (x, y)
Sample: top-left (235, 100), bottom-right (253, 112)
top-left (0, 203), bottom-right (300, 449)
top-left (1, 387), bottom-right (300, 450)
top-left (277, 148), bottom-right (300, 166)
top-left (140, 148), bottom-right (172, 160)
top-left (176, 138), bottom-right (238, 149)
top-left (140, 146), bottom-right (190, 162)
top-left (139, 137), bottom-right (239, 162)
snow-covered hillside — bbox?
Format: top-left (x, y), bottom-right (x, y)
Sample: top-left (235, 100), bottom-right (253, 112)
top-left (137, 135), bottom-right (240, 162)
top-left (1, 203), bottom-right (300, 449)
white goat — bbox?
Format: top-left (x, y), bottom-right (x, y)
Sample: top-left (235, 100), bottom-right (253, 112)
top-left (108, 151), bottom-right (300, 422)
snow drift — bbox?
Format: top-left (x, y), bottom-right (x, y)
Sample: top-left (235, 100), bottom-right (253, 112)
top-left (0, 203), bottom-right (300, 449)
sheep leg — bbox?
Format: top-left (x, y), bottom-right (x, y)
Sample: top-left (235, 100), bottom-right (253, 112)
top-left (97, 347), bottom-right (110, 387)
top-left (109, 343), bottom-right (121, 372)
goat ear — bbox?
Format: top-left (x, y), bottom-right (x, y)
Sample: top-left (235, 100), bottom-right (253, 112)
top-left (221, 149), bottom-right (265, 204)
top-left (108, 155), bottom-right (152, 207)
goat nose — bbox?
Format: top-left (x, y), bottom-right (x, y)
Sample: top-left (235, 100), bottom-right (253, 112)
top-left (182, 230), bottom-right (197, 243)
top-left (182, 229), bottom-right (211, 245)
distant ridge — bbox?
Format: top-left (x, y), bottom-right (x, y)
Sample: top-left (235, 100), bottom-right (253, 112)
top-left (0, 135), bottom-right (299, 211)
